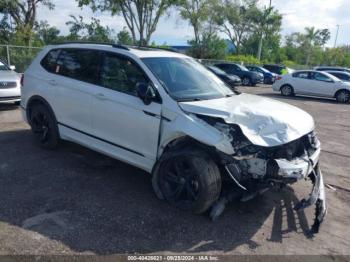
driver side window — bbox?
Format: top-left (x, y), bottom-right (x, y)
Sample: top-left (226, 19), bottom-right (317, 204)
top-left (100, 53), bottom-right (148, 96)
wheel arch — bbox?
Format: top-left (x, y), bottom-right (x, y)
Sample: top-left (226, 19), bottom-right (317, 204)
top-left (334, 88), bottom-right (350, 98)
top-left (152, 135), bottom-right (225, 200)
top-left (26, 95), bottom-right (57, 125)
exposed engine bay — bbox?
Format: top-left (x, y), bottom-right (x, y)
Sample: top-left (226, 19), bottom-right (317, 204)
top-left (196, 114), bottom-right (327, 235)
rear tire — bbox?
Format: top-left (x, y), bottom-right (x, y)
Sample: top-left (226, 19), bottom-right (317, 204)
top-left (153, 148), bottom-right (222, 214)
top-left (335, 90), bottom-right (350, 103)
top-left (29, 104), bottom-right (59, 149)
top-left (280, 85), bottom-right (294, 96)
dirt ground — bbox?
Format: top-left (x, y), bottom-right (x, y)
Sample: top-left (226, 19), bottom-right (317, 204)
top-left (0, 85), bottom-right (349, 256)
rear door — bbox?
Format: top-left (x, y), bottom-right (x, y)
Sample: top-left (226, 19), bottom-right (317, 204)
top-left (49, 48), bottom-right (100, 134)
top-left (291, 71), bottom-right (311, 94)
top-left (91, 51), bottom-right (161, 166)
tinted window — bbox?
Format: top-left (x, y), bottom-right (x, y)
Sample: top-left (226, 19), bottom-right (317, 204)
top-left (313, 72), bottom-right (332, 82)
top-left (293, 72), bottom-right (309, 79)
top-left (41, 49), bottom-right (60, 73)
top-left (56, 49), bottom-right (100, 84)
top-left (100, 53), bottom-right (148, 96)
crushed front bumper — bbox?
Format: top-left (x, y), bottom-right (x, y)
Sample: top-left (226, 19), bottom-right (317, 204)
top-left (273, 148), bottom-right (326, 234)
top-left (214, 147), bottom-right (326, 234)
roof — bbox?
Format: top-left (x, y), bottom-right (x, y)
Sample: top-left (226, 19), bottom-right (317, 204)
top-left (49, 43), bottom-right (188, 59)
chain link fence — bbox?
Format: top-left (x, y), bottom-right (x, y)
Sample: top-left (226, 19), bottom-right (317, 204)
top-left (0, 45), bottom-right (43, 73)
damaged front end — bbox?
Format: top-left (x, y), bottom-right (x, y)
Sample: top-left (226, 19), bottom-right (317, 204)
top-left (198, 115), bottom-right (327, 234)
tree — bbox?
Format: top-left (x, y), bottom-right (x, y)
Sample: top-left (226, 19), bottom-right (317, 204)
top-left (35, 20), bottom-right (60, 44)
top-left (250, 5), bottom-right (282, 60)
top-left (66, 15), bottom-right (115, 43)
top-left (77, 0), bottom-right (175, 46)
top-left (117, 27), bottom-right (133, 45)
top-left (215, 0), bottom-right (258, 54)
top-left (176, 0), bottom-right (212, 45)
top-left (187, 33), bottom-right (227, 59)
top-left (0, 0), bottom-right (54, 44)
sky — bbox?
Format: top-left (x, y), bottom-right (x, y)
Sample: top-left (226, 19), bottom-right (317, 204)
top-left (37, 0), bottom-right (350, 46)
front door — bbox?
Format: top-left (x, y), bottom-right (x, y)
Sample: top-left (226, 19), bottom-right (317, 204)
top-left (309, 72), bottom-right (336, 97)
top-left (91, 52), bottom-right (161, 168)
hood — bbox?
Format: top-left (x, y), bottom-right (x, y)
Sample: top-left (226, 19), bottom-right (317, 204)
top-left (0, 70), bottom-right (20, 81)
top-left (179, 93), bottom-right (315, 147)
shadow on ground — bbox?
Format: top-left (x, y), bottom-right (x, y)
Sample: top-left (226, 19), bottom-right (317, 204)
top-left (0, 129), bottom-right (314, 254)
top-left (0, 103), bottom-right (20, 112)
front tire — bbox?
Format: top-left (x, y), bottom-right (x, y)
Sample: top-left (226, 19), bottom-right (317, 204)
top-left (242, 77), bottom-right (251, 86)
top-left (335, 90), bottom-right (350, 103)
top-left (280, 85), bottom-right (294, 96)
top-left (153, 149), bottom-right (222, 214)
top-left (29, 104), bottom-right (60, 149)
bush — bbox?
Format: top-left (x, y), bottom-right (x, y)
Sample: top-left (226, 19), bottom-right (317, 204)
top-left (226, 55), bottom-right (261, 65)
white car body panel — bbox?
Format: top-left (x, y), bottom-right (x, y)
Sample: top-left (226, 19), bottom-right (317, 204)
top-left (272, 70), bottom-right (350, 98)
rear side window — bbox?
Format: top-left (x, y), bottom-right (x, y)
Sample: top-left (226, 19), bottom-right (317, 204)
top-left (56, 49), bottom-right (100, 84)
top-left (41, 49), bottom-right (60, 73)
top-left (292, 72), bottom-right (309, 79)
top-left (100, 53), bottom-right (148, 96)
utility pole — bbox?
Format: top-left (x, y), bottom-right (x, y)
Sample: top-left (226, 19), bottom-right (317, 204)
top-left (334, 24), bottom-right (340, 48)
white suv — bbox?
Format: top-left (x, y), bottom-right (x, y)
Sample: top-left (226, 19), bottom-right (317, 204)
top-left (21, 43), bottom-right (326, 233)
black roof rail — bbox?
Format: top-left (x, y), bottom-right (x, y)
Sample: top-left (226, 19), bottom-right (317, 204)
top-left (54, 41), bottom-right (130, 51)
top-left (127, 45), bottom-right (179, 53)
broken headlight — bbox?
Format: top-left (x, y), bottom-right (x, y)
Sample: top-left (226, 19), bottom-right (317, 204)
top-left (308, 131), bottom-right (321, 149)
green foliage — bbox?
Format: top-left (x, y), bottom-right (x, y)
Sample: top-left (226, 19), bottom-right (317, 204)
top-left (117, 28), bottom-right (133, 45)
top-left (226, 54), bottom-right (261, 65)
top-left (66, 15), bottom-right (115, 43)
top-left (187, 33), bottom-right (227, 59)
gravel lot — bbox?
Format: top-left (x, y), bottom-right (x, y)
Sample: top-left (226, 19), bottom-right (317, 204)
top-left (0, 85), bottom-right (349, 255)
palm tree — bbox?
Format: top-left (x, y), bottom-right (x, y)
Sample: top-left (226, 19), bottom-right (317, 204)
top-left (305, 26), bottom-right (321, 66)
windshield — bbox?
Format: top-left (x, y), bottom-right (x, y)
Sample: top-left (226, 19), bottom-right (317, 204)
top-left (207, 65), bottom-right (226, 75)
top-left (142, 57), bottom-right (234, 101)
top-left (0, 61), bottom-right (10, 71)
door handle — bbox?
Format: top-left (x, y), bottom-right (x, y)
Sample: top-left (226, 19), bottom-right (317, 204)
top-left (48, 79), bottom-right (57, 86)
top-left (95, 93), bottom-right (107, 100)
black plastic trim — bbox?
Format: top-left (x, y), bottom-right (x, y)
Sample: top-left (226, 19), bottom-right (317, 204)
top-left (58, 122), bottom-right (145, 157)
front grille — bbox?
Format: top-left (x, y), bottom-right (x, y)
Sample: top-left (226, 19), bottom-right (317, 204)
top-left (0, 82), bottom-right (17, 89)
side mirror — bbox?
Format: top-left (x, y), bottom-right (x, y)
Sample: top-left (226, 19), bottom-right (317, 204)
top-left (10, 65), bottom-right (16, 71)
top-left (136, 82), bottom-right (154, 105)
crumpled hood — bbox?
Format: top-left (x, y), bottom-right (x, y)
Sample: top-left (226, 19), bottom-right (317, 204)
top-left (179, 93), bottom-right (315, 147)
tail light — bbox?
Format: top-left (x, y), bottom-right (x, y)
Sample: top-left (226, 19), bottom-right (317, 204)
top-left (276, 75), bottom-right (282, 81)
top-left (20, 74), bottom-right (24, 86)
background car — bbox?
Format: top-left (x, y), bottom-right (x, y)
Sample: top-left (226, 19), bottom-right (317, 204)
top-left (314, 66), bottom-right (350, 73)
top-left (214, 63), bottom-right (263, 86)
top-left (326, 71), bottom-right (350, 82)
top-left (263, 64), bottom-right (294, 75)
top-left (206, 65), bottom-right (241, 88)
top-left (272, 70), bottom-right (350, 103)
top-left (0, 59), bottom-right (21, 105)
top-left (246, 65), bottom-right (276, 84)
